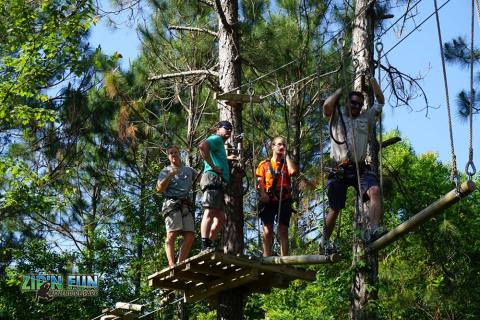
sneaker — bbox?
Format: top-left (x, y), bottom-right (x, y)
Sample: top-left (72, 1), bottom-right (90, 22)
top-left (201, 238), bottom-right (213, 251)
top-left (369, 226), bottom-right (388, 242)
top-left (319, 237), bottom-right (338, 255)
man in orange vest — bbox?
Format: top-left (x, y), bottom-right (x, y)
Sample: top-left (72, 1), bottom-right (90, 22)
top-left (256, 137), bottom-right (298, 256)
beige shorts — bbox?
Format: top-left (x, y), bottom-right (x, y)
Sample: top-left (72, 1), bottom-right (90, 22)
top-left (162, 199), bottom-right (195, 233)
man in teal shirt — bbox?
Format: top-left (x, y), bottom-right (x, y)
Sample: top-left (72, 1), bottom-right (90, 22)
top-left (198, 120), bottom-right (236, 250)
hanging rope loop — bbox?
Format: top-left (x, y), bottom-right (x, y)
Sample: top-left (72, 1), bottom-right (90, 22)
top-left (247, 85), bottom-right (255, 98)
top-left (465, 160), bottom-right (476, 179)
top-left (336, 36), bottom-right (345, 50)
top-left (375, 41), bottom-right (384, 54)
top-left (288, 87), bottom-right (296, 102)
top-left (352, 58), bottom-right (359, 71)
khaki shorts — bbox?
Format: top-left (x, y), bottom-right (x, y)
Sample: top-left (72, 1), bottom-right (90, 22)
top-left (200, 171), bottom-right (225, 210)
top-left (162, 199), bottom-right (195, 232)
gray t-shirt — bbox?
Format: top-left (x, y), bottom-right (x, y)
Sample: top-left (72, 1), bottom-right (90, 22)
top-left (330, 103), bottom-right (384, 163)
top-left (158, 165), bottom-right (198, 199)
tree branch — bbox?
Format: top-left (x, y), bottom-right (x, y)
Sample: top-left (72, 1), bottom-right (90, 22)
top-left (148, 69), bottom-right (219, 81)
top-left (198, 0), bottom-right (214, 7)
top-left (168, 25), bottom-right (218, 37)
top-left (214, 0), bottom-right (231, 29)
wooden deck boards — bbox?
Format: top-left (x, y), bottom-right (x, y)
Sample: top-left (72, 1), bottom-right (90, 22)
top-left (147, 249), bottom-right (319, 303)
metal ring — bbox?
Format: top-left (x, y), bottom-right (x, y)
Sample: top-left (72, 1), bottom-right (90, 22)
top-left (465, 161), bottom-right (476, 177)
top-left (336, 36), bottom-right (344, 48)
top-left (247, 86), bottom-right (254, 96)
top-left (375, 41), bottom-right (384, 53)
top-left (352, 59), bottom-right (359, 69)
top-left (288, 87), bottom-right (296, 98)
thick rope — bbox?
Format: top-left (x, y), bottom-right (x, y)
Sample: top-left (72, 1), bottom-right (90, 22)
top-left (317, 60), bottom-right (327, 233)
top-left (275, 89), bottom-right (295, 231)
top-left (475, 0), bottom-right (480, 27)
top-left (248, 86), bottom-right (263, 253)
top-left (433, 0), bottom-right (459, 187)
top-left (376, 41), bottom-right (385, 223)
top-left (345, 38), bottom-right (365, 226)
top-left (466, 0), bottom-right (477, 179)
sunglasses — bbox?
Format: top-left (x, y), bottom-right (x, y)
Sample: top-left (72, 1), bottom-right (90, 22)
top-left (220, 126), bottom-right (232, 131)
top-left (350, 100), bottom-right (363, 107)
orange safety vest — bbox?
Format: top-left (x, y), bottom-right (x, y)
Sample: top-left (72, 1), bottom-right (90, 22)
top-left (256, 159), bottom-right (291, 195)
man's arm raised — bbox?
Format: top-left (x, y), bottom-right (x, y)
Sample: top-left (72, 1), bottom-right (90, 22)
top-left (323, 88), bottom-right (343, 117)
top-left (370, 77), bottom-right (385, 105)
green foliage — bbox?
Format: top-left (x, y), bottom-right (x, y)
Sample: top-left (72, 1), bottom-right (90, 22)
top-left (1, 1), bottom-right (479, 319)
top-left (0, 0), bottom-right (95, 129)
top-left (444, 36), bottom-right (480, 117)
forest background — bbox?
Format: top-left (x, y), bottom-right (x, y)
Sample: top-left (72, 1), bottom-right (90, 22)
top-left (0, 0), bottom-right (479, 319)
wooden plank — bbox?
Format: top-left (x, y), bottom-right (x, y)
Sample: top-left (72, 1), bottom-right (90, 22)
top-left (147, 249), bottom-right (216, 282)
top-left (185, 268), bottom-right (259, 303)
top-left (214, 92), bottom-right (262, 103)
top-left (149, 278), bottom-right (189, 290)
top-left (182, 262), bottom-right (229, 278)
top-left (108, 309), bottom-right (141, 319)
top-left (115, 302), bottom-right (144, 312)
top-left (212, 253), bottom-right (316, 281)
top-left (169, 269), bottom-right (211, 283)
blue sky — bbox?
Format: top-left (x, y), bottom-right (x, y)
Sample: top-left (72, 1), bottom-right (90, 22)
top-left (89, 0), bottom-right (477, 177)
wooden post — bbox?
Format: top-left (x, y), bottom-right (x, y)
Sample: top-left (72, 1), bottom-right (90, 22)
top-left (367, 180), bottom-right (475, 252)
top-left (261, 254), bottom-right (341, 265)
top-left (216, 0), bottom-right (244, 319)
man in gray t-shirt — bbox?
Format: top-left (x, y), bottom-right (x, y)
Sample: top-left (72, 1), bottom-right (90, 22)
top-left (156, 146), bottom-right (198, 267)
top-left (320, 77), bottom-right (385, 252)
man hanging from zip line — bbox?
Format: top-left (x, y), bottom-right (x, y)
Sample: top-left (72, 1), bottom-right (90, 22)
top-left (256, 137), bottom-right (298, 257)
top-left (198, 120), bottom-right (238, 251)
top-left (320, 76), bottom-right (386, 254)
top-left (156, 145), bottom-right (199, 267)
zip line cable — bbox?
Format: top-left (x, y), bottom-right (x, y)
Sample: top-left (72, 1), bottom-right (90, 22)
top-left (221, 0), bottom-right (426, 97)
top-left (383, 0), bottom-right (451, 58)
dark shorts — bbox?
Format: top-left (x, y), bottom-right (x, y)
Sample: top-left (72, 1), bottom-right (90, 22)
top-left (200, 171), bottom-right (225, 210)
top-left (259, 198), bottom-right (293, 227)
top-left (327, 166), bottom-right (378, 211)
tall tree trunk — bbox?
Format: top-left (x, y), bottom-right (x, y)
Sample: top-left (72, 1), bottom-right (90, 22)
top-left (135, 148), bottom-right (148, 297)
top-left (350, 0), bottom-right (379, 319)
top-left (216, 1), bottom-right (244, 319)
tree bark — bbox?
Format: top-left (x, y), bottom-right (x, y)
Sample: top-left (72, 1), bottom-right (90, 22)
top-left (350, 0), bottom-right (379, 319)
top-left (216, 1), bottom-right (245, 319)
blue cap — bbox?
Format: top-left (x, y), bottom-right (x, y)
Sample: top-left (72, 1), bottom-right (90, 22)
top-left (216, 120), bottom-right (233, 130)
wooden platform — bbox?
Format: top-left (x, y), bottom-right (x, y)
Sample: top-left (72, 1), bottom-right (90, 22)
top-left (148, 249), bottom-right (318, 303)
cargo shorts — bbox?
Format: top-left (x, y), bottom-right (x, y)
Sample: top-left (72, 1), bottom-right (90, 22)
top-left (162, 198), bottom-right (195, 233)
top-left (327, 165), bottom-right (379, 211)
top-left (199, 171), bottom-right (226, 210)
